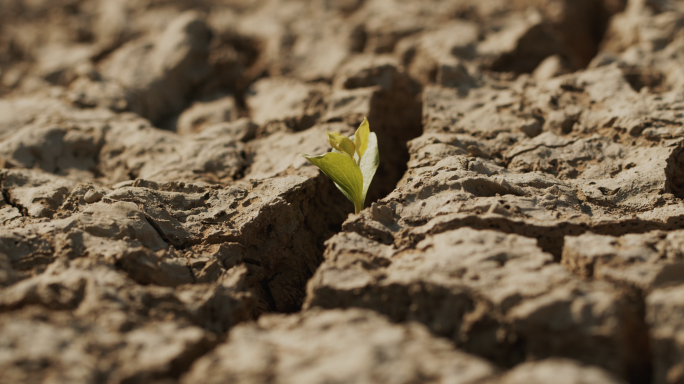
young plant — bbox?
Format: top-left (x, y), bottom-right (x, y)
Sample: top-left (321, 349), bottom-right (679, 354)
top-left (301, 117), bottom-right (379, 214)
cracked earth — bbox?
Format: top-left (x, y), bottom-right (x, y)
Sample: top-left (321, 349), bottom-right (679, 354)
top-left (2, 0), bottom-right (684, 383)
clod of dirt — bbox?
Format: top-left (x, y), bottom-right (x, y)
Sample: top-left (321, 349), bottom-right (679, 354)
top-left (342, 152), bottom-right (684, 259)
top-left (478, 11), bottom-right (563, 74)
top-left (182, 308), bottom-right (625, 384)
top-left (0, 256), bottom-right (253, 383)
top-left (484, 359), bottom-right (628, 384)
top-left (647, 286), bottom-right (684, 384)
top-left (181, 308), bottom-right (497, 384)
top-left (0, 307), bottom-right (218, 384)
top-left (2, 169), bottom-right (348, 316)
top-left (246, 77), bottom-right (329, 135)
top-left (562, 229), bottom-right (684, 384)
top-left (304, 228), bottom-right (650, 379)
top-left (395, 20), bottom-right (479, 87)
top-left (563, 231), bottom-right (684, 290)
top-left (176, 95), bottom-right (238, 135)
top-left (600, 0), bottom-right (684, 91)
top-left (96, 11), bottom-right (212, 124)
top-left (0, 108), bottom-right (254, 185)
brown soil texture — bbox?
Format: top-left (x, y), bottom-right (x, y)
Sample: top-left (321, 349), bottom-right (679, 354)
top-left (3, 0), bottom-right (684, 383)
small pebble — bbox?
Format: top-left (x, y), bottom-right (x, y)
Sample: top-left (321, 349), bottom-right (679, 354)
top-left (84, 190), bottom-right (104, 203)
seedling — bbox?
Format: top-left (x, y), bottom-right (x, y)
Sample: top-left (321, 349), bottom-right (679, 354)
top-left (301, 117), bottom-right (379, 214)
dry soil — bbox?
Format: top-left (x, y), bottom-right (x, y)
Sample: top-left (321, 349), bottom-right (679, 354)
top-left (1, 0), bottom-right (684, 383)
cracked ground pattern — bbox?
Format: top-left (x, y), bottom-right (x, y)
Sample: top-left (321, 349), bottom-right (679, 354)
top-left (2, 0), bottom-right (684, 383)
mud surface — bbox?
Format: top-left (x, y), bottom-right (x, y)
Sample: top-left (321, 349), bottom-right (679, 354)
top-left (1, 0), bottom-right (684, 383)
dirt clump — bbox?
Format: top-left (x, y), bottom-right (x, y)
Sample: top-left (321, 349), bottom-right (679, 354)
top-left (181, 308), bottom-right (627, 384)
top-left (305, 228), bottom-right (650, 379)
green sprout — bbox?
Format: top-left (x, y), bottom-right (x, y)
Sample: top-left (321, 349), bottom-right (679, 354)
top-left (301, 117), bottom-right (379, 214)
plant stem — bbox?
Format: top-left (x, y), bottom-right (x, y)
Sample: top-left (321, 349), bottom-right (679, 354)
top-left (354, 200), bottom-right (364, 214)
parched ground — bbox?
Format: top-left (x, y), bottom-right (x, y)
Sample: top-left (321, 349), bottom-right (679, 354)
top-left (1, 0), bottom-right (684, 383)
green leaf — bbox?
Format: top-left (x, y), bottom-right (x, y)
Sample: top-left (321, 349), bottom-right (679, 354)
top-left (354, 117), bottom-right (370, 162)
top-left (301, 152), bottom-right (364, 212)
top-left (359, 131), bottom-right (379, 202)
top-left (302, 118), bottom-right (378, 214)
top-left (327, 131), bottom-right (356, 159)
